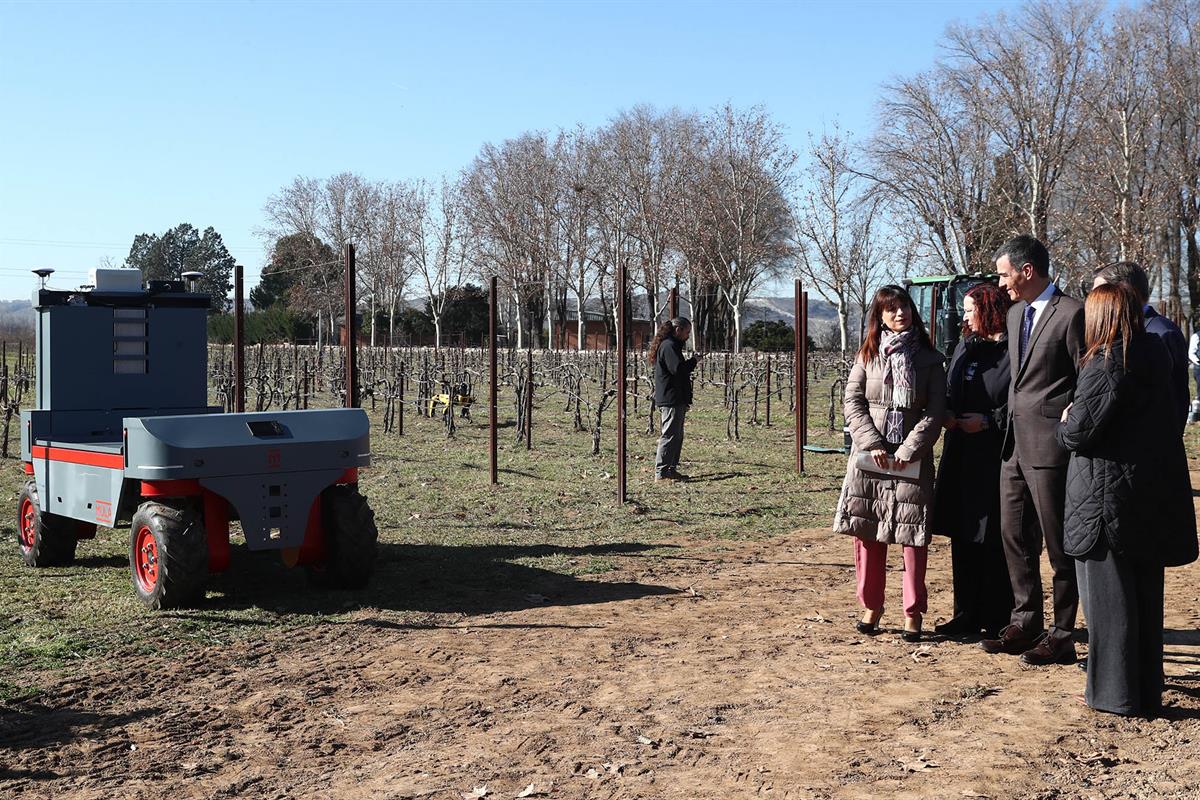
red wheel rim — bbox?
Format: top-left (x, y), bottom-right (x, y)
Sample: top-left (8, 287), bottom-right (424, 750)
top-left (18, 497), bottom-right (36, 551)
top-left (134, 525), bottom-right (159, 593)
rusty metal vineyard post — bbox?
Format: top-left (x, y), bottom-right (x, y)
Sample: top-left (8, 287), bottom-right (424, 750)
top-left (233, 263), bottom-right (245, 412)
top-left (344, 243), bottom-right (359, 409)
top-left (765, 352), bottom-right (771, 426)
top-left (489, 276), bottom-right (498, 485)
top-left (616, 262), bottom-right (627, 504)
top-left (525, 347), bottom-right (533, 450)
top-left (801, 290), bottom-right (809, 473)
top-left (794, 279), bottom-right (806, 474)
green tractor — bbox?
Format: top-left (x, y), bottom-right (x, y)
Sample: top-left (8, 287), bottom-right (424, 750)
top-left (903, 273), bottom-right (999, 356)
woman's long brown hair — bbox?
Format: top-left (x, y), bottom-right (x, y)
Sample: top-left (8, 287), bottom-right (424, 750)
top-left (648, 317), bottom-right (690, 365)
top-left (1082, 283), bottom-right (1144, 367)
top-left (857, 285), bottom-right (932, 363)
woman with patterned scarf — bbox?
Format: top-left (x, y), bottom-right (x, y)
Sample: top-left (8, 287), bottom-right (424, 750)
top-left (834, 285), bottom-right (946, 642)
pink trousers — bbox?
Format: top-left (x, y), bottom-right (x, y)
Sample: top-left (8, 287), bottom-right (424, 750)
top-left (854, 538), bottom-right (928, 617)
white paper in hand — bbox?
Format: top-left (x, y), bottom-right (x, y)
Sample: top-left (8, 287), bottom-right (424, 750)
top-left (854, 451), bottom-right (920, 479)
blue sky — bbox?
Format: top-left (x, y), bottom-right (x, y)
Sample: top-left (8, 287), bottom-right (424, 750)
top-left (0, 0), bottom-right (1021, 301)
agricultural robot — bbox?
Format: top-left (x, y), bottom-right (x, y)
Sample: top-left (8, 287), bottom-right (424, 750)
top-left (16, 269), bottom-right (378, 609)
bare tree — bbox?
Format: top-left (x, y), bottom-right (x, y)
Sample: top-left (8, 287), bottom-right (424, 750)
top-left (1056, 5), bottom-right (1165, 285)
top-left (603, 107), bottom-right (691, 327)
top-left (357, 181), bottom-right (412, 347)
top-left (1150, 0), bottom-right (1200, 326)
top-left (796, 130), bottom-right (886, 354)
top-left (944, 0), bottom-right (1102, 242)
top-left (560, 127), bottom-right (602, 350)
top-left (695, 103), bottom-right (797, 352)
top-left (409, 179), bottom-right (467, 347)
top-left (261, 173), bottom-right (380, 345)
top-left (460, 133), bottom-right (564, 347)
top-left (863, 68), bottom-right (1005, 273)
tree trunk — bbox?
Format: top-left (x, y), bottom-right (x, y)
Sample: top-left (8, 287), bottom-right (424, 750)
top-left (1186, 224), bottom-right (1200, 332)
top-left (513, 292), bottom-right (524, 349)
top-left (576, 295), bottom-right (586, 351)
top-left (731, 301), bottom-right (742, 354)
top-left (544, 272), bottom-right (552, 351)
top-left (837, 298), bottom-right (849, 355)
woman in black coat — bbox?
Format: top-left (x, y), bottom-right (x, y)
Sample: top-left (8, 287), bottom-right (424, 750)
top-left (1056, 284), bottom-right (1198, 716)
top-left (931, 283), bottom-right (1015, 639)
top-left (649, 317), bottom-right (701, 481)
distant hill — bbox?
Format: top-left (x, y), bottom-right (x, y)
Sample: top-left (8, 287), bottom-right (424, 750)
top-left (399, 292), bottom-right (839, 325)
top-left (743, 295), bottom-right (838, 324)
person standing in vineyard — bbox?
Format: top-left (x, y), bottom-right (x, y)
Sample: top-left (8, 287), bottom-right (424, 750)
top-left (931, 282), bottom-right (1014, 640)
top-left (650, 317), bottom-right (701, 482)
top-left (833, 286), bottom-right (946, 642)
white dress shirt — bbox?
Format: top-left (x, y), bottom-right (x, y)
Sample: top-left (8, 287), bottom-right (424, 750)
top-left (1028, 281), bottom-right (1057, 332)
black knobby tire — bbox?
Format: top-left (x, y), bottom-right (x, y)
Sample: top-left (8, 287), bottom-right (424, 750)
top-left (309, 485), bottom-right (378, 590)
top-left (16, 480), bottom-right (78, 567)
top-left (129, 501), bottom-right (209, 610)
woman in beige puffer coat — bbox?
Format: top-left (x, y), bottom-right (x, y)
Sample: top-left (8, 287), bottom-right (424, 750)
top-left (833, 285), bottom-right (946, 641)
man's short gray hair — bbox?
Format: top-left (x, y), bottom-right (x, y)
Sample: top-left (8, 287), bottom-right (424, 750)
top-left (1093, 261), bottom-right (1150, 305)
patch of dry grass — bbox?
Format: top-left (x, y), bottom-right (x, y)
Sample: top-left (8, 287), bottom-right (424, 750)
top-left (0, 375), bottom-right (847, 699)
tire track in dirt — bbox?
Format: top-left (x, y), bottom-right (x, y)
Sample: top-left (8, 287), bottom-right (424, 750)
top-left (3, 528), bottom-right (1198, 799)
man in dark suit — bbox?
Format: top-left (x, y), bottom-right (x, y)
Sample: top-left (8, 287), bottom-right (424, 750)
top-left (1092, 261), bottom-right (1189, 433)
top-left (980, 235), bottom-right (1085, 666)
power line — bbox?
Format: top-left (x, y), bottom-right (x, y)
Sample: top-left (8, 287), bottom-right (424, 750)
top-left (0, 236), bottom-right (262, 254)
top-left (253, 258), bottom-right (344, 278)
top-left (0, 267), bottom-right (91, 275)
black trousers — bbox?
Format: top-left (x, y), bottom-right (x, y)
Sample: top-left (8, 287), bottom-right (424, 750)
top-left (1077, 545), bottom-right (1165, 716)
top-left (950, 531), bottom-right (1014, 635)
top-left (999, 456), bottom-right (1078, 637)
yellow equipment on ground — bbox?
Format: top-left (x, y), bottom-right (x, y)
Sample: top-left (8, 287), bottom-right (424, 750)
top-left (427, 387), bottom-right (474, 420)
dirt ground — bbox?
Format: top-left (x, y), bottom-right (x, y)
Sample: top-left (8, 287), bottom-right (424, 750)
top-left (3, 520), bottom-right (1199, 800)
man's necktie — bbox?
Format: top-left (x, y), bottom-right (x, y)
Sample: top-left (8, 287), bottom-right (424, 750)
top-left (1019, 304), bottom-right (1035, 364)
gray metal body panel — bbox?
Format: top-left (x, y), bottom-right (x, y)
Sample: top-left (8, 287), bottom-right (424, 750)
top-left (41, 453), bottom-right (125, 526)
top-left (123, 408), bottom-right (370, 480)
top-left (21, 407), bottom-right (221, 457)
top-left (37, 305), bottom-right (208, 414)
top-left (202, 469), bottom-right (344, 550)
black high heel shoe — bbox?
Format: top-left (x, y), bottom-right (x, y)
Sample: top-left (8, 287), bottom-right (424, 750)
top-left (902, 614), bottom-right (922, 643)
top-left (856, 609), bottom-right (884, 635)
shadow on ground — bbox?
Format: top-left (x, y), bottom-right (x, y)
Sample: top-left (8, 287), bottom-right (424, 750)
top-left (168, 541), bottom-right (681, 618)
top-left (1165, 629), bottom-right (1200, 646)
top-left (0, 702), bottom-right (155, 757)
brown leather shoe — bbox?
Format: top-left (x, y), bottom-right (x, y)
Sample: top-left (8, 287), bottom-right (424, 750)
top-left (979, 624), bottom-right (1040, 655)
top-left (1019, 634), bottom-right (1077, 666)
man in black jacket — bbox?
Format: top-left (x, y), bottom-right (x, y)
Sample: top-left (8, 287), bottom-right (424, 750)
top-left (652, 318), bottom-right (701, 481)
